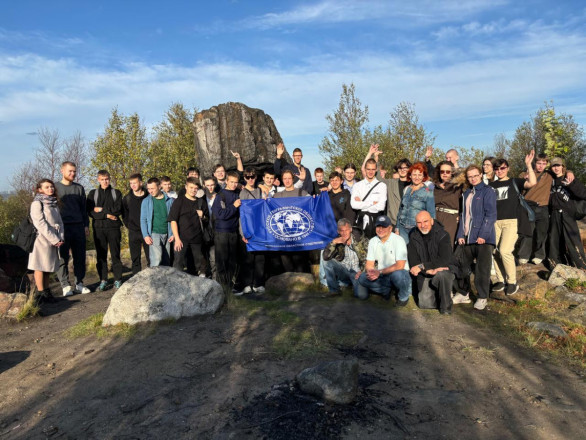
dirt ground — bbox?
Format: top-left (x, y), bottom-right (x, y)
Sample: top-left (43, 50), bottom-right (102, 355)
top-left (1, 271), bottom-right (586, 440)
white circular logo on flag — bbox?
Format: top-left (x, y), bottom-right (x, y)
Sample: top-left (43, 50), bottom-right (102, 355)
top-left (267, 206), bottom-right (314, 241)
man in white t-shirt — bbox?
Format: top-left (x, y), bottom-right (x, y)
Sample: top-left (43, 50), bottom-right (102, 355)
top-left (357, 215), bottom-right (411, 305)
top-left (350, 158), bottom-right (387, 238)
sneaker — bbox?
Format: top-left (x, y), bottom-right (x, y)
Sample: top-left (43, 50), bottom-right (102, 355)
top-left (114, 280), bottom-right (122, 289)
top-left (253, 286), bottom-right (265, 294)
top-left (491, 282), bottom-right (505, 292)
top-left (518, 258), bottom-right (529, 264)
top-left (474, 298), bottom-right (487, 310)
top-left (96, 280), bottom-right (108, 292)
top-left (75, 283), bottom-right (91, 294)
top-left (440, 309), bottom-right (452, 315)
top-left (505, 283), bottom-right (519, 295)
top-left (243, 286), bottom-right (253, 294)
top-left (452, 293), bottom-right (471, 304)
top-left (62, 286), bottom-right (73, 297)
top-left (198, 273), bottom-right (206, 278)
top-left (232, 289), bottom-right (245, 297)
top-left (396, 299), bottom-right (409, 307)
top-left (532, 258), bottom-right (543, 265)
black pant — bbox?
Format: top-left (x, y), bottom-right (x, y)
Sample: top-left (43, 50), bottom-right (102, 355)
top-left (128, 228), bottom-right (150, 275)
top-left (57, 222), bottom-right (86, 287)
top-left (548, 210), bottom-right (586, 269)
top-left (280, 251), bottom-right (309, 273)
top-left (417, 271), bottom-right (454, 312)
top-left (173, 241), bottom-right (206, 275)
top-left (517, 205), bottom-right (549, 261)
top-left (240, 247), bottom-right (266, 288)
top-left (458, 243), bottom-right (494, 299)
top-left (215, 231), bottom-right (239, 285)
top-left (94, 227), bottom-right (123, 282)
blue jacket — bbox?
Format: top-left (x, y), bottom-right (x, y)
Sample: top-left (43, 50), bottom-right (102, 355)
top-left (140, 193), bottom-right (174, 238)
top-left (456, 182), bottom-right (496, 245)
top-left (396, 184), bottom-right (435, 229)
top-left (212, 188), bottom-right (240, 233)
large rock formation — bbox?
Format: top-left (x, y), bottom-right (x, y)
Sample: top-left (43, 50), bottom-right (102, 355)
top-left (102, 267), bottom-right (225, 326)
top-left (193, 102), bottom-right (291, 176)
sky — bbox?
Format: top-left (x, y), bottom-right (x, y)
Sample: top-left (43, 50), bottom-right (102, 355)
top-left (1, 0), bottom-right (586, 190)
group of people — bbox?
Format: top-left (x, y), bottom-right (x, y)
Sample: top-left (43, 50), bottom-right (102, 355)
top-left (26, 143), bottom-right (586, 313)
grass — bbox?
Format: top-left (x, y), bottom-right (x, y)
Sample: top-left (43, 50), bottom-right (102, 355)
top-left (565, 278), bottom-right (586, 291)
top-left (64, 313), bottom-right (138, 339)
top-left (16, 293), bottom-right (40, 322)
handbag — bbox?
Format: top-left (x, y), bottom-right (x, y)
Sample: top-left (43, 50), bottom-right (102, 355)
top-left (511, 179), bottom-right (535, 222)
top-left (11, 201), bottom-right (43, 253)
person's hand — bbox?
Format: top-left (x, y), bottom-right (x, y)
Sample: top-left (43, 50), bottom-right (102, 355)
top-left (168, 236), bottom-right (174, 242)
top-left (84, 227), bottom-right (89, 236)
top-left (174, 238), bottom-right (183, 252)
top-left (299, 166), bottom-right (306, 181)
top-left (94, 207), bottom-right (103, 213)
top-left (458, 238), bottom-right (465, 245)
top-left (366, 269), bottom-right (380, 281)
top-left (106, 214), bottom-right (117, 221)
top-left (354, 271), bottom-right (362, 280)
top-left (332, 236), bottom-right (347, 245)
top-left (231, 150), bottom-right (241, 159)
top-left (354, 196), bottom-right (361, 201)
top-left (426, 268), bottom-right (437, 276)
top-left (566, 171), bottom-right (575, 183)
top-left (234, 199), bottom-right (242, 208)
top-left (242, 237), bottom-right (248, 244)
top-left (144, 236), bottom-right (153, 245)
top-left (55, 241), bottom-right (64, 247)
top-left (276, 143), bottom-right (284, 159)
top-left (197, 209), bottom-right (203, 218)
top-left (320, 186), bottom-right (328, 192)
top-left (425, 145), bottom-right (433, 160)
top-left (410, 266), bottom-right (421, 276)
top-left (476, 237), bottom-right (486, 244)
top-left (373, 200), bottom-right (378, 205)
top-left (369, 144), bottom-right (379, 155)
top-left (524, 149), bottom-right (535, 166)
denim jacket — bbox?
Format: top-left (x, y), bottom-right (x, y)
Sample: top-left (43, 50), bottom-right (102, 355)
top-left (396, 184), bottom-right (435, 229)
top-left (456, 182), bottom-right (496, 245)
top-left (140, 193), bottom-right (174, 238)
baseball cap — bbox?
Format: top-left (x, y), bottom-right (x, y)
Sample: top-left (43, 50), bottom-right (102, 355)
top-left (374, 215), bottom-right (391, 228)
top-left (550, 157), bottom-right (565, 167)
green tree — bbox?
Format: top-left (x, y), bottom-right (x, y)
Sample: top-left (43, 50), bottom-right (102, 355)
top-left (318, 83), bottom-right (369, 173)
top-left (0, 192), bottom-right (31, 243)
top-left (149, 103), bottom-right (197, 185)
top-left (91, 108), bottom-right (150, 188)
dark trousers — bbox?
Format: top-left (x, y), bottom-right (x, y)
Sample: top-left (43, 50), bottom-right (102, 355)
top-left (548, 210), bottom-right (586, 269)
top-left (94, 227), bottom-right (123, 282)
top-left (215, 231), bottom-right (239, 285)
top-left (241, 247), bottom-right (266, 288)
top-left (280, 251), bottom-right (309, 273)
top-left (517, 205), bottom-right (549, 261)
top-left (458, 243), bottom-right (494, 299)
top-left (417, 271), bottom-right (454, 312)
top-left (204, 243), bottom-right (216, 280)
top-left (173, 241), bottom-right (206, 275)
top-left (57, 223), bottom-right (87, 287)
top-left (128, 228), bottom-right (150, 275)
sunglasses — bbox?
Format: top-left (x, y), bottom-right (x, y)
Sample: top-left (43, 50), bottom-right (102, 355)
top-left (497, 166), bottom-right (508, 171)
top-left (440, 170), bottom-right (452, 174)
top-left (244, 175), bottom-right (256, 179)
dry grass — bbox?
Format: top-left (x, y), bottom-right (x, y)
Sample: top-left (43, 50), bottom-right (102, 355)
top-left (64, 313), bottom-right (138, 339)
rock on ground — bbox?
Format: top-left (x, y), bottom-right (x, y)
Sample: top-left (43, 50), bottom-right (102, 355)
top-left (526, 322), bottom-right (568, 338)
top-left (296, 359), bottom-right (359, 404)
top-left (0, 293), bottom-right (28, 319)
top-left (548, 264), bottom-right (586, 287)
top-left (102, 267), bottom-right (224, 326)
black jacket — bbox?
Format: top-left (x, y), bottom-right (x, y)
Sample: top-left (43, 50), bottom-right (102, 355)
top-left (87, 186), bottom-right (123, 230)
top-left (122, 190), bottom-right (148, 232)
top-left (550, 174), bottom-right (586, 217)
top-left (408, 221), bottom-right (457, 274)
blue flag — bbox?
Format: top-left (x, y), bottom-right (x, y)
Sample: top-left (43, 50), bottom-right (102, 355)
top-left (241, 194), bottom-right (338, 252)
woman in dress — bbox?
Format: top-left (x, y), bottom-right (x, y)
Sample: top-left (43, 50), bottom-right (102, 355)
top-left (28, 179), bottom-right (65, 303)
top-left (433, 161), bottom-right (464, 247)
top-left (395, 162), bottom-right (435, 244)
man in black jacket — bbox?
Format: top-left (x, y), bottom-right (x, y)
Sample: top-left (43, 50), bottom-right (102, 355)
top-left (87, 170), bottom-right (124, 291)
top-left (122, 173), bottom-right (149, 275)
top-left (407, 210), bottom-right (457, 314)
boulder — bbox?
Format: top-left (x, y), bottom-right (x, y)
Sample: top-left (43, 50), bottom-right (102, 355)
top-left (296, 359), bottom-right (359, 404)
top-left (102, 267), bottom-right (224, 326)
top-left (553, 286), bottom-right (586, 305)
top-left (193, 102), bottom-right (290, 177)
top-left (0, 244), bottom-right (29, 278)
top-left (526, 322), bottom-right (568, 339)
top-left (548, 264), bottom-right (586, 287)
top-left (0, 293), bottom-right (28, 319)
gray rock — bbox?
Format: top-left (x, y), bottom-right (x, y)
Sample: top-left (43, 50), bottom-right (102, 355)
top-left (102, 267), bottom-right (224, 326)
top-left (548, 264), bottom-right (586, 287)
top-left (296, 359), bottom-right (359, 404)
top-left (526, 322), bottom-right (568, 338)
top-left (193, 102), bottom-right (289, 177)
top-left (0, 292), bottom-right (28, 319)
top-left (554, 286), bottom-right (586, 304)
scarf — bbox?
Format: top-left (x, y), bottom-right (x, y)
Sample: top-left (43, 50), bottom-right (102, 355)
top-left (34, 193), bottom-right (58, 208)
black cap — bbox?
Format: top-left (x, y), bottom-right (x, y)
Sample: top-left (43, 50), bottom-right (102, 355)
top-left (374, 215), bottom-right (391, 228)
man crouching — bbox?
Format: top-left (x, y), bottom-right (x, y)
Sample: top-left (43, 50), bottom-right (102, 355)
top-left (407, 210), bottom-right (456, 315)
top-left (322, 219), bottom-right (369, 297)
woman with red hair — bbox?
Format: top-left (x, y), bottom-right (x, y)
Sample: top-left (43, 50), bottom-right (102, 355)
top-left (395, 162), bottom-right (435, 243)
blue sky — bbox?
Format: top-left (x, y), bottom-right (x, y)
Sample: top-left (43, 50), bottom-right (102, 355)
top-left (1, 0), bottom-right (586, 190)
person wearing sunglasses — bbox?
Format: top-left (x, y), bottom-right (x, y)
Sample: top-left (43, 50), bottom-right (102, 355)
top-left (433, 161), bottom-right (464, 247)
top-left (489, 152), bottom-right (536, 295)
top-left (548, 157), bottom-right (586, 269)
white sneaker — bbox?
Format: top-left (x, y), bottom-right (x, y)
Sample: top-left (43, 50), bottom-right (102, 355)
top-left (253, 286), bottom-right (265, 294)
top-left (243, 286), bottom-right (253, 294)
top-left (62, 286), bottom-right (73, 297)
top-left (198, 273), bottom-right (206, 278)
top-left (518, 258), bottom-right (529, 265)
top-left (532, 258), bottom-right (543, 265)
top-left (232, 288), bottom-right (245, 297)
top-left (474, 298), bottom-right (487, 310)
top-left (452, 293), bottom-right (471, 304)
top-left (75, 283), bottom-right (91, 294)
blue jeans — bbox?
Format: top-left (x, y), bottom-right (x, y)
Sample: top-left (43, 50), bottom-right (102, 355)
top-left (397, 225), bottom-right (413, 244)
top-left (322, 259), bottom-right (367, 298)
top-left (150, 233), bottom-right (171, 267)
top-left (357, 270), bottom-right (412, 301)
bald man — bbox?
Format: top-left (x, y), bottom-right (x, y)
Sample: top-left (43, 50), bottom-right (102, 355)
top-left (407, 210), bottom-right (457, 314)
top-left (424, 147), bottom-right (461, 179)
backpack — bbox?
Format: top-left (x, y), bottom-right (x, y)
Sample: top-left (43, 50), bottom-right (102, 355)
top-left (94, 187), bottom-right (117, 205)
top-left (575, 200), bottom-right (586, 220)
top-left (11, 201), bottom-right (43, 253)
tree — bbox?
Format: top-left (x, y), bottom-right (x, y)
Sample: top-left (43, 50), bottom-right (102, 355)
top-left (318, 83), bottom-right (369, 173)
top-left (149, 103), bottom-right (197, 185)
top-left (91, 108), bottom-right (150, 188)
